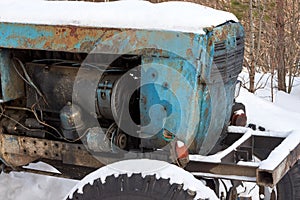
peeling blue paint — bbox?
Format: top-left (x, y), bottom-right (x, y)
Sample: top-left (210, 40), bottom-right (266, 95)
top-left (0, 21), bottom-right (244, 155)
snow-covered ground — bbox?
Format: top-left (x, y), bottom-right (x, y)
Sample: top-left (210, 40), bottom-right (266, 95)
top-left (0, 162), bottom-right (77, 200)
top-left (239, 71), bottom-right (300, 131)
top-left (0, 72), bottom-right (299, 200)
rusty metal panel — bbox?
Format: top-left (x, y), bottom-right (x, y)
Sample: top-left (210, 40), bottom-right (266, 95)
top-left (94, 29), bottom-right (203, 61)
top-left (0, 22), bottom-right (203, 58)
top-left (0, 49), bottom-right (25, 102)
top-left (0, 22), bottom-right (111, 53)
top-left (63, 143), bottom-right (103, 168)
top-left (0, 133), bottom-right (103, 168)
top-left (19, 136), bottom-right (63, 160)
top-left (0, 134), bottom-right (38, 167)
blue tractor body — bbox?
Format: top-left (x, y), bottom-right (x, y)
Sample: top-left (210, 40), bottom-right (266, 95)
top-left (0, 21), bottom-right (244, 156)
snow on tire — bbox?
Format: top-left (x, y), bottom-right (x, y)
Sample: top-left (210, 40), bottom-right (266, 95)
top-left (64, 159), bottom-right (218, 200)
top-left (67, 173), bottom-right (197, 200)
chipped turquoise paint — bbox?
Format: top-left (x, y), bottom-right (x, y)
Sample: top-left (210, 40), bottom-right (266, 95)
top-left (141, 56), bottom-right (200, 143)
top-left (0, 23), bottom-right (53, 49)
top-left (0, 21), bottom-right (244, 155)
top-left (94, 29), bottom-right (202, 61)
top-left (0, 22), bottom-right (105, 52)
top-left (140, 22), bottom-right (244, 154)
top-left (196, 23), bottom-right (244, 154)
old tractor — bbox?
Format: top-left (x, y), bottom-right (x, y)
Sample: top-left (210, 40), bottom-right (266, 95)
top-left (0, 1), bottom-right (299, 199)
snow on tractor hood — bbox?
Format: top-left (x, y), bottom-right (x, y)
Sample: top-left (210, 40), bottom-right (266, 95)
top-left (0, 0), bottom-right (238, 34)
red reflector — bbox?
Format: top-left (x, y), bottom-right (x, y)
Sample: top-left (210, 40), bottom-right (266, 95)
top-left (231, 110), bottom-right (247, 127)
top-left (175, 141), bottom-right (189, 159)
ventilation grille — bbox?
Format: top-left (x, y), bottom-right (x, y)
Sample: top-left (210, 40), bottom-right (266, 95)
top-left (211, 36), bottom-right (244, 83)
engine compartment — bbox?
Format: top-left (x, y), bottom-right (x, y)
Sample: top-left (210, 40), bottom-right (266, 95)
top-left (0, 50), bottom-right (144, 154)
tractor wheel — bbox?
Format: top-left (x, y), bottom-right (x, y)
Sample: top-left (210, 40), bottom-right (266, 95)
top-left (67, 173), bottom-right (197, 200)
top-left (65, 159), bottom-right (218, 200)
top-left (277, 161), bottom-right (300, 200)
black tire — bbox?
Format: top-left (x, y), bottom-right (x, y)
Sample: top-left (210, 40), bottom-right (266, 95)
top-left (67, 173), bottom-right (197, 200)
top-left (277, 161), bottom-right (300, 200)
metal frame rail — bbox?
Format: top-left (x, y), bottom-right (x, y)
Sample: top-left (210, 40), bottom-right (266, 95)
top-left (186, 127), bottom-right (300, 187)
top-left (1, 126), bottom-right (299, 188)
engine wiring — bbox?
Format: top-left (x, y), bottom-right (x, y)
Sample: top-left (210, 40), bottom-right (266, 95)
top-left (12, 57), bottom-right (48, 105)
top-left (4, 57), bottom-right (115, 145)
top-left (10, 57), bottom-right (78, 141)
top-left (6, 56), bottom-right (91, 143)
top-left (0, 105), bottom-right (31, 131)
top-left (12, 59), bottom-right (31, 86)
top-left (2, 105), bottom-right (89, 143)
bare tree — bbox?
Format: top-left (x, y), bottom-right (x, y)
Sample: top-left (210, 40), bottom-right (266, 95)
top-left (286, 0), bottom-right (300, 93)
top-left (276, 0), bottom-right (287, 91)
top-left (247, 0), bottom-right (256, 93)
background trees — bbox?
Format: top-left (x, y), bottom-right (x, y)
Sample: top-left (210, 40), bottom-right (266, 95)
top-left (152, 0), bottom-right (300, 94)
top-left (80, 0), bottom-right (300, 94)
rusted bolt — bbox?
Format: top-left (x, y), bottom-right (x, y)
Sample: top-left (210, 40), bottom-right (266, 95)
top-left (163, 82), bottom-right (168, 88)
